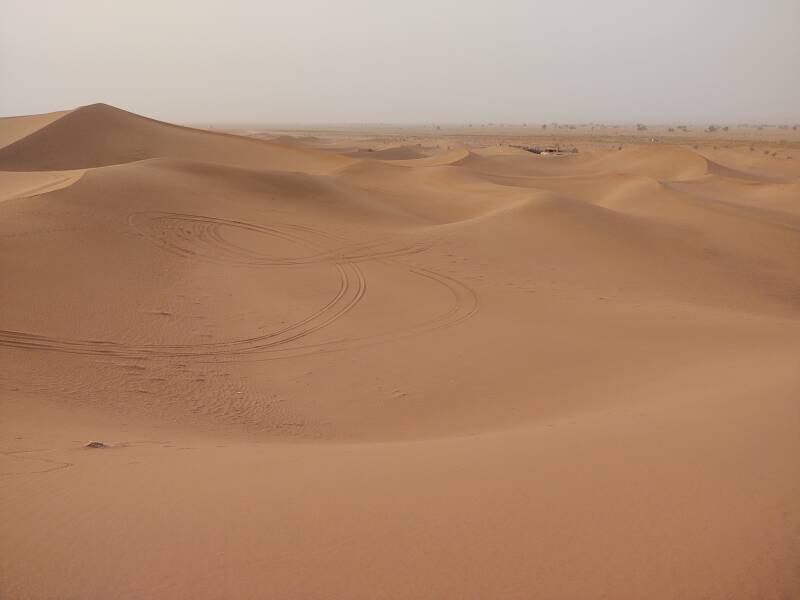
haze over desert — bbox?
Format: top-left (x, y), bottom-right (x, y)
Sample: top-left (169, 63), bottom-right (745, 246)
top-left (1, 2), bottom-right (799, 599)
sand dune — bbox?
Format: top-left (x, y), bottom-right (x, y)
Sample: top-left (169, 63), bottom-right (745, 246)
top-left (0, 103), bottom-right (351, 173)
top-left (1, 104), bottom-right (799, 600)
top-left (0, 109), bottom-right (70, 149)
top-left (0, 169), bottom-right (84, 203)
top-left (449, 145), bottom-right (713, 180)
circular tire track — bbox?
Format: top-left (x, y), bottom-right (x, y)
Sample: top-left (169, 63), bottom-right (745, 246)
top-left (0, 212), bottom-right (477, 359)
top-left (129, 212), bottom-right (433, 266)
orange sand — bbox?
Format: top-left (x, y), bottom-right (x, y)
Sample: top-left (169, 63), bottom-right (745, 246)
top-left (1, 104), bottom-right (799, 599)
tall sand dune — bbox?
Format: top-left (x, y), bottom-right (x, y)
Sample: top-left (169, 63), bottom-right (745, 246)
top-left (2, 104), bottom-right (799, 600)
top-left (0, 103), bottom-right (351, 173)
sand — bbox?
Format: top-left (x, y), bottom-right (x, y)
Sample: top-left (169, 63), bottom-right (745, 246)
top-left (1, 104), bottom-right (799, 599)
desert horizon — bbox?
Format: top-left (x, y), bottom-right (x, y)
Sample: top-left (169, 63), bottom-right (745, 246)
top-left (2, 1), bottom-right (799, 598)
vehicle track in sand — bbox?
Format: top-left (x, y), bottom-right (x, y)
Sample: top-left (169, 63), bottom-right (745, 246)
top-left (0, 212), bottom-right (478, 359)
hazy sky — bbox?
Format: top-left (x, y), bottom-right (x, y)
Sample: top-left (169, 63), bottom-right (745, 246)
top-left (1, 0), bottom-right (798, 124)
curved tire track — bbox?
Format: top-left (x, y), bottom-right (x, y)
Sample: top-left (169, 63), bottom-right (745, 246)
top-left (0, 212), bottom-right (477, 359)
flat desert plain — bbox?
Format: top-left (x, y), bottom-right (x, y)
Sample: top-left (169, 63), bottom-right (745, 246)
top-left (1, 104), bottom-right (799, 599)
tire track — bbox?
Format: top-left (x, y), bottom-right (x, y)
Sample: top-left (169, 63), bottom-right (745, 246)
top-left (129, 212), bottom-right (432, 266)
top-left (0, 449), bottom-right (74, 477)
top-left (0, 212), bottom-right (478, 359)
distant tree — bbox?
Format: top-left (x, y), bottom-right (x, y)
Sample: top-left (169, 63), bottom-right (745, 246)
top-left (706, 125), bottom-right (718, 133)
top-left (636, 123), bottom-right (648, 131)
top-left (541, 124), bottom-right (547, 130)
top-left (668, 127), bottom-right (675, 132)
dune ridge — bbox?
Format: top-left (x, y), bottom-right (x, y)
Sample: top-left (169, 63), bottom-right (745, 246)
top-left (0, 109), bottom-right (71, 149)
